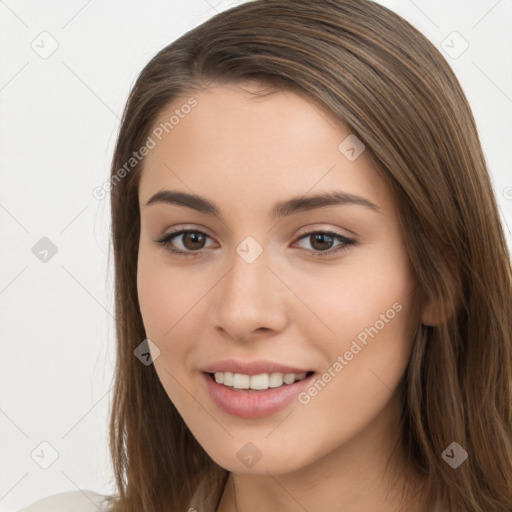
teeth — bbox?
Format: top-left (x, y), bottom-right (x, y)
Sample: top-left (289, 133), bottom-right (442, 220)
top-left (213, 371), bottom-right (308, 390)
top-left (250, 373), bottom-right (269, 390)
top-left (233, 373), bottom-right (250, 389)
top-left (223, 372), bottom-right (234, 386)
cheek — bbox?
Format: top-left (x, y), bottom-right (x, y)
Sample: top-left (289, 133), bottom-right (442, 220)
top-left (137, 264), bottom-right (168, 341)
top-left (136, 248), bottom-right (200, 412)
top-left (290, 256), bottom-right (417, 423)
top-left (136, 245), bottom-right (219, 385)
top-left (136, 247), bottom-right (193, 396)
top-left (137, 244), bottom-right (194, 340)
top-left (288, 247), bottom-right (416, 351)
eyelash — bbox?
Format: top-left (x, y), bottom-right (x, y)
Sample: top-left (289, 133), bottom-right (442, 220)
top-left (154, 228), bottom-right (355, 258)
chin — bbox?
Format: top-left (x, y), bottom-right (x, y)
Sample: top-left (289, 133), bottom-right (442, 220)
top-left (200, 437), bottom-right (317, 476)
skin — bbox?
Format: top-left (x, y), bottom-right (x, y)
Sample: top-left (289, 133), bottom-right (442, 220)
top-left (137, 81), bottom-right (433, 512)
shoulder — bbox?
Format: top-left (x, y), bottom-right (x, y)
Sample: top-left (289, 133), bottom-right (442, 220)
top-left (18, 490), bottom-right (112, 512)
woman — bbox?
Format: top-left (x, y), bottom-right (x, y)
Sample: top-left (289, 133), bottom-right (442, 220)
top-left (20, 0), bottom-right (512, 511)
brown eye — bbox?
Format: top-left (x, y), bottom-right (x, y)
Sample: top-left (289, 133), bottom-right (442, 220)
top-left (294, 230), bottom-right (355, 257)
top-left (155, 229), bottom-right (215, 255)
top-left (309, 232), bottom-right (335, 251)
top-left (180, 231), bottom-right (207, 250)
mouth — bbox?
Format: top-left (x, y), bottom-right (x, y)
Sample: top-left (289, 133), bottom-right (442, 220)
top-left (202, 370), bottom-right (316, 418)
top-left (205, 370), bottom-right (315, 393)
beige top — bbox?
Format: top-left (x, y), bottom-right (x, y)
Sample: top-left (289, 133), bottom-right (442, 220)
top-left (18, 489), bottom-right (199, 512)
top-left (18, 489), bottom-right (449, 511)
top-left (187, 481), bottom-right (451, 512)
top-left (18, 490), bottom-right (110, 512)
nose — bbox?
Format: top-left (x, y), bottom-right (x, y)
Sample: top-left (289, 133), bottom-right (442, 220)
top-left (211, 247), bottom-right (289, 343)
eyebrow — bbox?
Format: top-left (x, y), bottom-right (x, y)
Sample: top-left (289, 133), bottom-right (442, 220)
top-left (144, 189), bottom-right (379, 218)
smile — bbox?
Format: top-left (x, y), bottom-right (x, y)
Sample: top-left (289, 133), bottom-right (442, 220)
top-left (211, 371), bottom-right (311, 391)
top-left (202, 371), bottom-right (316, 418)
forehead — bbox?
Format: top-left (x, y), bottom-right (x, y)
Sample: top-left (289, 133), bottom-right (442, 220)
top-left (138, 82), bottom-right (391, 215)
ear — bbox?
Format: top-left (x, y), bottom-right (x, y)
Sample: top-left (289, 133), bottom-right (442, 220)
top-left (421, 295), bottom-right (457, 327)
top-left (421, 300), bottom-right (441, 326)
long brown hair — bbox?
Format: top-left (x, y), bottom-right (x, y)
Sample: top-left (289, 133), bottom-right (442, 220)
top-left (104, 1), bottom-right (512, 510)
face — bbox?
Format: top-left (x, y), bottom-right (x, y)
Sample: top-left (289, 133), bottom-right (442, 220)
top-left (137, 81), bottom-right (421, 475)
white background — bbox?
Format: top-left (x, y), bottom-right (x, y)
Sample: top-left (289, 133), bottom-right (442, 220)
top-left (1, 1), bottom-right (511, 510)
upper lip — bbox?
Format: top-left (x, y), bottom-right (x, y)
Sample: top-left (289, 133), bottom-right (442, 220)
top-left (201, 359), bottom-right (313, 376)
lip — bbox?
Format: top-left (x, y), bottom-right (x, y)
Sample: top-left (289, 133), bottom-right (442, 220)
top-left (201, 358), bottom-right (313, 376)
top-left (201, 371), bottom-right (315, 419)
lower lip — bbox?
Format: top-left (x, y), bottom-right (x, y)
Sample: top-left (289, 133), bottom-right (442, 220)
top-left (202, 372), bottom-right (314, 419)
